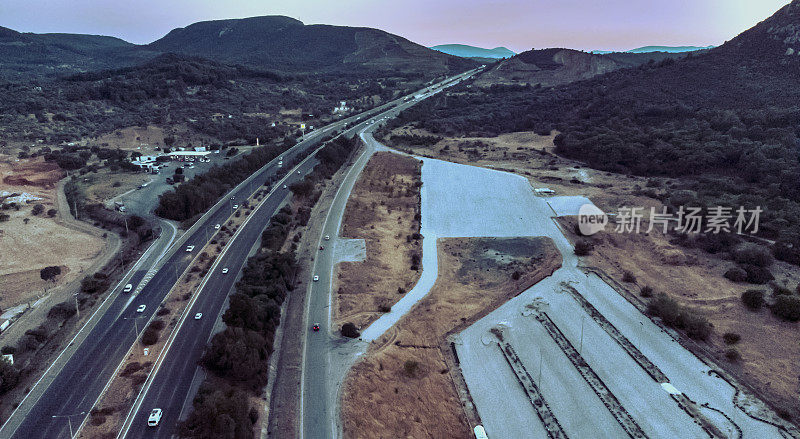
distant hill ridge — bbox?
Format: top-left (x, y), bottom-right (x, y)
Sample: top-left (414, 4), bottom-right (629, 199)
top-left (430, 44), bottom-right (515, 59)
top-left (0, 16), bottom-right (476, 80)
top-left (592, 45), bottom-right (714, 54)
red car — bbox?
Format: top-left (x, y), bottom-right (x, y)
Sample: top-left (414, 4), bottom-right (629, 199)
top-left (312, 323), bottom-right (320, 332)
top-left (319, 246), bottom-right (324, 251)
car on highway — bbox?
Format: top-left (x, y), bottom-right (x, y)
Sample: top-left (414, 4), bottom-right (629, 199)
top-left (313, 275), bottom-right (319, 282)
top-left (137, 305), bottom-right (146, 313)
top-left (194, 313), bottom-right (202, 320)
top-left (214, 223), bottom-right (220, 229)
top-left (222, 268), bottom-right (229, 274)
top-left (324, 235), bottom-right (330, 241)
top-left (147, 408), bottom-right (162, 427)
top-left (186, 245), bottom-right (195, 252)
top-left (123, 283), bottom-right (133, 293)
top-left (312, 323), bottom-right (320, 332)
top-left (319, 246), bottom-right (324, 251)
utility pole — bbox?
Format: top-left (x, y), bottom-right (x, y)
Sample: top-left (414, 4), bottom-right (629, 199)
top-left (73, 292), bottom-right (80, 320)
top-left (51, 411), bottom-right (85, 438)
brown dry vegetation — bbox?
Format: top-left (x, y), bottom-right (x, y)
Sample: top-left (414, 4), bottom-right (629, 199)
top-left (336, 152), bottom-right (423, 329)
top-left (342, 237), bottom-right (561, 439)
top-left (0, 157), bottom-right (105, 308)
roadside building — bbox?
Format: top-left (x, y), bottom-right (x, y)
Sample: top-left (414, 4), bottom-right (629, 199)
top-left (167, 151), bottom-right (212, 162)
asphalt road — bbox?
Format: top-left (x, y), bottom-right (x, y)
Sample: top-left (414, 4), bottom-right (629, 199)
top-left (300, 69), bottom-right (479, 439)
top-left (122, 72), bottom-right (476, 437)
top-left (0, 68), bottom-right (479, 439)
top-left (124, 156), bottom-right (318, 438)
top-left (0, 110), bottom-right (364, 439)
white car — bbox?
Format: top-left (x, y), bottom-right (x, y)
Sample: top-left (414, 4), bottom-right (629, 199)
top-left (283, 184), bottom-right (287, 189)
top-left (147, 408), bottom-right (162, 427)
top-left (123, 283), bottom-right (133, 293)
top-left (137, 305), bottom-right (146, 313)
top-left (195, 313), bottom-right (203, 320)
top-left (186, 245), bottom-right (195, 252)
top-left (214, 223), bottom-right (220, 229)
top-left (324, 235), bottom-right (330, 241)
top-left (297, 170), bottom-right (301, 174)
top-left (313, 275), bottom-right (319, 282)
top-left (222, 268), bottom-right (229, 274)
top-left (232, 204), bottom-right (238, 209)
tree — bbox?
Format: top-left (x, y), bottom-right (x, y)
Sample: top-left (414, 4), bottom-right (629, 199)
top-left (178, 381), bottom-right (253, 439)
top-left (40, 265), bottom-right (61, 282)
top-left (772, 295), bottom-right (800, 322)
top-left (31, 204), bottom-right (44, 215)
top-left (740, 290), bottom-right (765, 311)
top-left (0, 359), bottom-right (20, 394)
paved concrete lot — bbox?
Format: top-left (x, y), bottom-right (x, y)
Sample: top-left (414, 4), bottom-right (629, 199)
top-left (547, 195), bottom-right (596, 216)
top-left (405, 158), bottom-right (791, 438)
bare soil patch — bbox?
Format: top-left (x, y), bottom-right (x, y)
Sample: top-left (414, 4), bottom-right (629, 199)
top-left (0, 157), bottom-right (105, 309)
top-left (336, 152), bottom-right (423, 329)
top-left (341, 237), bottom-right (561, 439)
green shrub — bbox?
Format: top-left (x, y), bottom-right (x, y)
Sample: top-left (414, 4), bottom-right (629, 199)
top-left (741, 290), bottom-right (765, 311)
top-left (723, 267), bottom-right (747, 282)
top-left (341, 322), bottom-right (360, 338)
top-left (574, 239), bottom-right (593, 256)
top-left (722, 332), bottom-right (741, 345)
top-left (772, 295), bottom-right (800, 322)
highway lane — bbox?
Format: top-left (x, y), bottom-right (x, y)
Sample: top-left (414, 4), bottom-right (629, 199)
top-left (124, 157), bottom-right (318, 438)
top-left (123, 68), bottom-right (480, 439)
top-left (0, 110), bottom-right (365, 439)
top-left (300, 69), bottom-right (480, 439)
top-left (0, 69), bottom-right (479, 439)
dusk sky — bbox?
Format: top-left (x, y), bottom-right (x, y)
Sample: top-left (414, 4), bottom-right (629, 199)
top-left (0, 0), bottom-right (791, 52)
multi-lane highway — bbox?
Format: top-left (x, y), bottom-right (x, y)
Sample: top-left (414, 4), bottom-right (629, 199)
top-left (0, 68), bottom-right (479, 439)
top-left (0, 93), bottom-right (407, 439)
top-left (299, 70), bottom-right (479, 439)
top-left (122, 69), bottom-right (479, 438)
top-left (122, 156), bottom-right (319, 438)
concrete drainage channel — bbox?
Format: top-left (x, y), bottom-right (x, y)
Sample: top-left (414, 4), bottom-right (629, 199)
top-left (494, 334), bottom-right (568, 439)
top-left (559, 283), bottom-right (729, 438)
top-left (527, 312), bottom-right (649, 439)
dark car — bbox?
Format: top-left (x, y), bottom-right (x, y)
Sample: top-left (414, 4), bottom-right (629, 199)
top-left (312, 323), bottom-right (320, 332)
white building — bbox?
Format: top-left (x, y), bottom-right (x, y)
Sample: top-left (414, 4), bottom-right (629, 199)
top-left (333, 101), bottom-right (349, 114)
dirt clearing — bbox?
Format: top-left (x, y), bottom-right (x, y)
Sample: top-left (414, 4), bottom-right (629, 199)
top-left (341, 237), bottom-right (561, 439)
top-left (0, 157), bottom-right (106, 309)
top-left (336, 152), bottom-right (423, 330)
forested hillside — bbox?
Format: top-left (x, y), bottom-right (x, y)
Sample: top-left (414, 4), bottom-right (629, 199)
top-left (391, 0), bottom-right (800, 253)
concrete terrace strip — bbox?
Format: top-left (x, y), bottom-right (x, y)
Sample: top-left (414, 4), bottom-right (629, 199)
top-left (360, 156), bottom-right (575, 342)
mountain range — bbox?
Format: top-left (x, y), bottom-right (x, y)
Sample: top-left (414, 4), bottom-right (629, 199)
top-left (0, 16), bottom-right (475, 80)
top-left (430, 44), bottom-right (515, 60)
top-left (591, 45), bottom-right (715, 54)
top-left (473, 47), bottom-right (690, 87)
